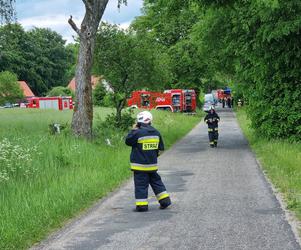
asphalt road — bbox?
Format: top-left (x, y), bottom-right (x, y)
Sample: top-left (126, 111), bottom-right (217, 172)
top-left (33, 108), bottom-right (300, 250)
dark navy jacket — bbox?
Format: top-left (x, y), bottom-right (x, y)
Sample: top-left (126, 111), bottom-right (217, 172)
top-left (204, 111), bottom-right (220, 130)
top-left (125, 124), bottom-right (164, 172)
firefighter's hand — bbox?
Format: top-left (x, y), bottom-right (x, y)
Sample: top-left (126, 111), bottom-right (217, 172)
top-left (132, 123), bottom-right (139, 130)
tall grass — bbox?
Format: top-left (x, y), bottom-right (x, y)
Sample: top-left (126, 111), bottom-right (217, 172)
top-left (236, 109), bottom-right (301, 225)
top-left (0, 108), bottom-right (200, 249)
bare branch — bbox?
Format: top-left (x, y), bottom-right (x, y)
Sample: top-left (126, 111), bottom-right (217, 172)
top-left (83, 0), bottom-right (93, 13)
top-left (68, 15), bottom-right (81, 36)
top-left (117, 0), bottom-right (127, 9)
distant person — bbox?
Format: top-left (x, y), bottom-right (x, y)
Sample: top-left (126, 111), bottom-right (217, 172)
top-left (222, 98), bottom-right (225, 108)
top-left (125, 111), bottom-right (171, 212)
top-left (204, 106), bottom-right (220, 148)
top-left (227, 97), bottom-right (232, 108)
top-left (231, 97), bottom-right (234, 107)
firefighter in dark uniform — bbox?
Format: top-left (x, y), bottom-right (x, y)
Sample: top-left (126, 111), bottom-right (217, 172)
top-left (125, 111), bottom-right (171, 212)
top-left (204, 106), bottom-right (220, 147)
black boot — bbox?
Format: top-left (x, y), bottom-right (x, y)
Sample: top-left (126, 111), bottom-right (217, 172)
top-left (159, 197), bottom-right (171, 209)
top-left (135, 205), bottom-right (148, 212)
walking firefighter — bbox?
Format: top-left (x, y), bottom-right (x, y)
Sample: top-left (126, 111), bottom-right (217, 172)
top-left (125, 111), bottom-right (171, 212)
top-left (204, 106), bottom-right (220, 147)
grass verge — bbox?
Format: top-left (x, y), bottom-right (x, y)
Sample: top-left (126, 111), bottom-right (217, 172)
top-left (236, 108), bottom-right (301, 233)
top-left (0, 108), bottom-right (201, 250)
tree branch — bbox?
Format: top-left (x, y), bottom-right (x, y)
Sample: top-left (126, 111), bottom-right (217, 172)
top-left (68, 15), bottom-right (81, 36)
top-left (117, 0), bottom-right (127, 8)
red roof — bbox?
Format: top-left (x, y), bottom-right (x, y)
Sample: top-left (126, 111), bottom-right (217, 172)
top-left (67, 76), bottom-right (101, 92)
top-left (18, 81), bottom-right (35, 97)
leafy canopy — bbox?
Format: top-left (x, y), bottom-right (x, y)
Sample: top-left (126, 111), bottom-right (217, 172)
top-left (0, 71), bottom-right (23, 105)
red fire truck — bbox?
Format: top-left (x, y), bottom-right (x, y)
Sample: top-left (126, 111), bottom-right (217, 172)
top-left (26, 96), bottom-right (73, 111)
top-left (127, 89), bottom-right (196, 112)
top-left (217, 87), bottom-right (231, 101)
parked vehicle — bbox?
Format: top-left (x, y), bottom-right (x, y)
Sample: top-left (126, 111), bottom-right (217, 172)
top-left (217, 87), bottom-right (232, 102)
top-left (127, 89), bottom-right (197, 113)
top-left (3, 102), bottom-right (13, 108)
top-left (26, 96), bottom-right (73, 110)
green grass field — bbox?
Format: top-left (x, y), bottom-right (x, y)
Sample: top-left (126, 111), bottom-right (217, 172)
top-left (0, 107), bottom-right (200, 250)
top-left (236, 108), bottom-right (301, 230)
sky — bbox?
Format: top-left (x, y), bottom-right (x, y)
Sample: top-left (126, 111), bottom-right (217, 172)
top-left (16, 0), bottom-right (143, 43)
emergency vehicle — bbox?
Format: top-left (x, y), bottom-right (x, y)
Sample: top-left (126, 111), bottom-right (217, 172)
top-left (127, 89), bottom-right (196, 112)
top-left (217, 87), bottom-right (231, 101)
top-left (26, 96), bottom-right (73, 110)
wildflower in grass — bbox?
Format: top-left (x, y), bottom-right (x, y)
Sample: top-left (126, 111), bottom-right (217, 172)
top-left (0, 138), bottom-right (39, 182)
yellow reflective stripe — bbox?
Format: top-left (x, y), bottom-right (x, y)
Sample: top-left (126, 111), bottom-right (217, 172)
top-left (136, 201), bottom-right (148, 206)
top-left (138, 139), bottom-right (159, 143)
top-left (131, 166), bottom-right (158, 171)
top-left (158, 193), bottom-right (169, 201)
top-left (210, 142), bottom-right (214, 145)
top-left (208, 128), bottom-right (218, 131)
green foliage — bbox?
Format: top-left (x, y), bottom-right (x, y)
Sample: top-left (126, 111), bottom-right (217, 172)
top-left (135, 0), bottom-right (301, 140)
top-left (193, 0), bottom-right (301, 140)
top-left (93, 82), bottom-right (107, 106)
top-left (65, 43), bottom-right (79, 82)
top-left (0, 24), bottom-right (74, 95)
top-left (47, 86), bottom-right (73, 97)
top-left (132, 1), bottom-right (203, 91)
top-left (0, 71), bottom-right (23, 105)
top-left (94, 110), bottom-right (135, 146)
top-left (94, 22), bottom-right (167, 122)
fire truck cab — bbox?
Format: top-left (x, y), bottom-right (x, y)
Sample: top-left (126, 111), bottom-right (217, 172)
top-left (127, 89), bottom-right (196, 113)
top-left (127, 91), bottom-right (164, 109)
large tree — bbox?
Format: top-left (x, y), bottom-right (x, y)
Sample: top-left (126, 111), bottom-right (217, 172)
top-left (0, 24), bottom-right (73, 95)
top-left (94, 22), bottom-right (169, 123)
top-left (132, 1), bottom-right (204, 103)
top-left (68, 0), bottom-right (126, 139)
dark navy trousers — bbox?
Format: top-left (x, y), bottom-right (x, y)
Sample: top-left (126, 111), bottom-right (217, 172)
top-left (134, 171), bottom-right (169, 206)
top-left (208, 127), bottom-right (219, 145)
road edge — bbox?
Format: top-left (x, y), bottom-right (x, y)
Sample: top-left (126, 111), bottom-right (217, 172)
top-left (233, 111), bottom-right (301, 247)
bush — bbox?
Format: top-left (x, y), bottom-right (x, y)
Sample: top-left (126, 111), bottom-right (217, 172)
top-left (94, 110), bottom-right (135, 145)
top-left (245, 81), bottom-right (301, 141)
top-left (0, 71), bottom-right (23, 105)
top-left (93, 83), bottom-right (107, 106)
top-left (47, 86), bottom-right (74, 97)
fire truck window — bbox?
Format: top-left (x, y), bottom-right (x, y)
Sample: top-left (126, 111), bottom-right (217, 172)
top-left (141, 94), bottom-right (150, 107)
top-left (185, 94), bottom-right (192, 104)
top-left (172, 95), bottom-right (180, 106)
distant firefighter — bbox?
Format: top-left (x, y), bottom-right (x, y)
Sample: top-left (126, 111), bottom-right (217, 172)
top-left (204, 106), bottom-right (220, 148)
top-left (227, 97), bottom-right (232, 108)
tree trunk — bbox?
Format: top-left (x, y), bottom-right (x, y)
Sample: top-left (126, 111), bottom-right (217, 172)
top-left (69, 0), bottom-right (109, 139)
top-left (116, 99), bottom-right (125, 125)
top-left (71, 36), bottom-right (94, 138)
